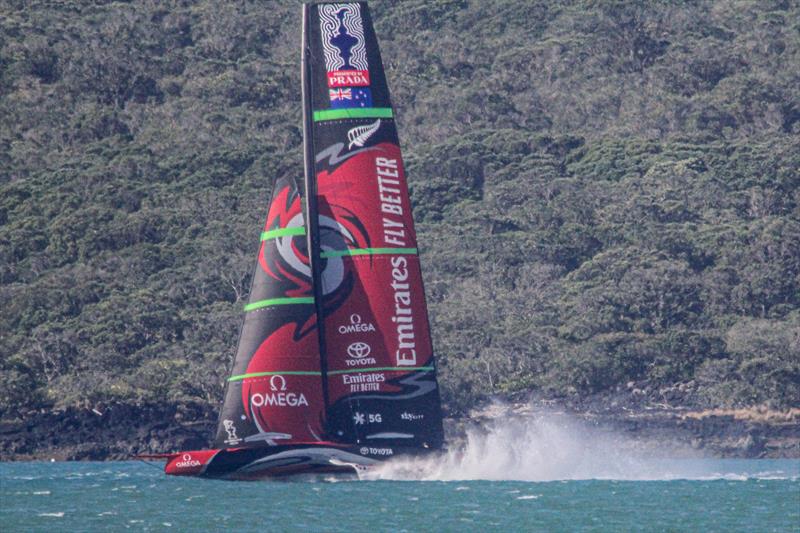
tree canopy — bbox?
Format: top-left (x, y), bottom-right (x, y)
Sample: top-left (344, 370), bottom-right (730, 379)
top-left (1, 0), bottom-right (798, 420)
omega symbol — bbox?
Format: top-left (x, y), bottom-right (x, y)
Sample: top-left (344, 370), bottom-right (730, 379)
top-left (270, 374), bottom-right (287, 391)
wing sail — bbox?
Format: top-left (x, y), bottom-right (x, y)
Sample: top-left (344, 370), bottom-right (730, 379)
top-left (303, 2), bottom-right (444, 450)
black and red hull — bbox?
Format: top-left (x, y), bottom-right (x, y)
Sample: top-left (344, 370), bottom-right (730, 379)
top-left (146, 443), bottom-right (434, 480)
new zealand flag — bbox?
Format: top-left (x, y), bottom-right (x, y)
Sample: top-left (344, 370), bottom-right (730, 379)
top-left (329, 87), bottom-right (373, 109)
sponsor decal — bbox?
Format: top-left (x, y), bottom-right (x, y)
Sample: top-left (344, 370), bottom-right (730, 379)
top-left (339, 313), bottom-right (377, 335)
top-left (271, 374), bottom-right (287, 391)
top-left (346, 339), bottom-right (377, 367)
top-left (250, 375), bottom-right (310, 408)
top-left (223, 419), bottom-right (241, 446)
top-left (390, 256), bottom-right (417, 366)
top-left (330, 87), bottom-right (373, 109)
top-left (375, 156), bottom-right (407, 247)
top-left (347, 119), bottom-right (381, 149)
top-left (319, 4), bottom-right (369, 88)
top-left (347, 341), bottom-right (371, 358)
top-left (342, 372), bottom-right (385, 384)
top-left (359, 447), bottom-right (394, 456)
top-left (353, 412), bottom-right (383, 425)
top-left (328, 69), bottom-right (370, 88)
top-left (343, 372), bottom-right (384, 392)
top-left (400, 412), bottom-right (424, 421)
top-left (175, 453), bottom-right (201, 468)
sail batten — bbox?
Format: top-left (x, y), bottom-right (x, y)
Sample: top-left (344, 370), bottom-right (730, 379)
top-left (320, 247), bottom-right (418, 258)
top-left (313, 107), bottom-right (394, 121)
top-left (228, 370), bottom-right (323, 383)
top-left (243, 297), bottom-right (315, 312)
top-left (327, 367), bottom-right (435, 375)
top-left (260, 227), bottom-right (307, 241)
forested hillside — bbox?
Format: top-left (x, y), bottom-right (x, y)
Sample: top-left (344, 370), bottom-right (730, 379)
top-left (1, 0), bottom-right (798, 430)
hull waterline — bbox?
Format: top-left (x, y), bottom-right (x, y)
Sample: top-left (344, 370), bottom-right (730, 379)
top-left (143, 443), bottom-right (438, 480)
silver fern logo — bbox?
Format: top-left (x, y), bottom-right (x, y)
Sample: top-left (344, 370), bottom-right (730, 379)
top-left (347, 119), bottom-right (381, 149)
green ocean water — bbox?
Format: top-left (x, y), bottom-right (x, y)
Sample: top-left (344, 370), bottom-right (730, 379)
top-left (1, 460), bottom-right (798, 532)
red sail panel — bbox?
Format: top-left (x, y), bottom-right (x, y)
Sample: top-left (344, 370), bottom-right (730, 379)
top-left (213, 177), bottom-right (325, 448)
top-left (304, 2), bottom-right (444, 448)
top-left (317, 144), bottom-right (429, 373)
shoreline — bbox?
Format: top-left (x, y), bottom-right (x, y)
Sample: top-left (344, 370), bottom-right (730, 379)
top-left (2, 399), bottom-right (798, 461)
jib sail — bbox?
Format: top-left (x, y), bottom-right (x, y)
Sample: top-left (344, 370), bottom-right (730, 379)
top-left (213, 176), bottom-right (325, 448)
top-left (302, 2), bottom-right (444, 449)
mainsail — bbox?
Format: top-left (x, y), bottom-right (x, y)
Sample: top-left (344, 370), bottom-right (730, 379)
top-left (213, 176), bottom-right (325, 448)
top-left (152, 2), bottom-right (444, 479)
top-left (211, 1), bottom-right (443, 456)
top-left (303, 2), bottom-right (444, 449)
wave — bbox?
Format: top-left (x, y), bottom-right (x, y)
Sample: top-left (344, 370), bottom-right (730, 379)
top-left (362, 404), bottom-right (799, 482)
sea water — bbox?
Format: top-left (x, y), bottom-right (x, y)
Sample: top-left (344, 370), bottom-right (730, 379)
top-left (1, 459), bottom-right (798, 532)
top-left (3, 413), bottom-right (799, 531)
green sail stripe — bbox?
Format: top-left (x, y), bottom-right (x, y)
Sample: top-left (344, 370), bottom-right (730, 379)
top-left (320, 247), bottom-right (418, 258)
top-left (244, 297), bottom-right (315, 312)
top-left (327, 366), bottom-right (435, 375)
top-left (260, 227), bottom-right (306, 241)
top-left (228, 370), bottom-right (322, 382)
top-left (227, 367), bottom-right (433, 382)
top-left (313, 108), bottom-right (393, 122)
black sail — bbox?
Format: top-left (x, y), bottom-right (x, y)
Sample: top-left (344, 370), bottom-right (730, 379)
top-left (212, 176), bottom-right (325, 449)
top-left (302, 2), bottom-right (445, 450)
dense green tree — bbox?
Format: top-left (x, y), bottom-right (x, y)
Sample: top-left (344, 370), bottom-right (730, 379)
top-left (1, 0), bottom-right (798, 425)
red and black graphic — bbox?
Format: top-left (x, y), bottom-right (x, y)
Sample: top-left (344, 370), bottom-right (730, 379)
top-left (304, 2), bottom-right (445, 449)
top-left (155, 4), bottom-right (443, 480)
top-left (213, 176), bottom-right (325, 448)
top-left (312, 135), bottom-right (444, 448)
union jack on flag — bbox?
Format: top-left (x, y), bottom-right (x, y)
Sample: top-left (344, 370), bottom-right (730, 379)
top-left (329, 88), bottom-right (353, 101)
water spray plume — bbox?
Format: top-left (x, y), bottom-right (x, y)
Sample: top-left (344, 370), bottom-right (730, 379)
top-left (361, 403), bottom-right (786, 481)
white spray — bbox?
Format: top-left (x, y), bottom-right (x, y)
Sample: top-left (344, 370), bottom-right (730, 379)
top-left (360, 402), bottom-right (759, 482)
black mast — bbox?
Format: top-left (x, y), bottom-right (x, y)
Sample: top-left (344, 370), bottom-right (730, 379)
top-left (301, 4), bottom-right (331, 421)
